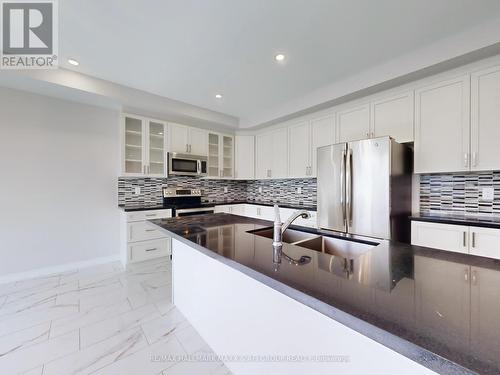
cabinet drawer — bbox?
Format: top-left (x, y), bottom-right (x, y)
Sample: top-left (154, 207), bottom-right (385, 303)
top-left (411, 221), bottom-right (469, 254)
top-left (129, 239), bottom-right (170, 262)
top-left (126, 209), bottom-right (172, 222)
top-left (128, 221), bottom-right (168, 242)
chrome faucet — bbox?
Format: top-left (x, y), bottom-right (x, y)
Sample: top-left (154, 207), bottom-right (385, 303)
top-left (272, 204), bottom-right (311, 249)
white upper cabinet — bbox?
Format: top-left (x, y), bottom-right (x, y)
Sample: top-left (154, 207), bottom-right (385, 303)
top-left (189, 127), bottom-right (208, 156)
top-left (471, 65), bottom-right (500, 172)
top-left (121, 114), bottom-right (167, 177)
top-left (208, 132), bottom-right (234, 179)
top-left (288, 121), bottom-right (311, 178)
top-left (169, 123), bottom-right (190, 154)
top-left (271, 128), bottom-right (288, 178)
top-left (146, 120), bottom-right (167, 176)
top-left (123, 116), bottom-right (144, 175)
top-left (255, 133), bottom-right (272, 179)
top-left (256, 128), bottom-right (288, 179)
top-left (310, 114), bottom-right (335, 177)
top-left (336, 103), bottom-right (370, 143)
top-left (414, 75), bottom-right (471, 174)
top-left (235, 135), bottom-right (255, 179)
top-left (169, 123), bottom-right (207, 156)
top-left (371, 90), bottom-right (414, 143)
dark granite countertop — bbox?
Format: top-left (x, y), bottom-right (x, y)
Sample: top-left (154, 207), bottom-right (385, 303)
top-left (411, 213), bottom-right (500, 229)
top-left (119, 200), bottom-right (316, 212)
top-left (151, 213), bottom-right (500, 374)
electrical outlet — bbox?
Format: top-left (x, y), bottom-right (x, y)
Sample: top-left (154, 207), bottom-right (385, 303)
top-left (297, 187), bottom-right (302, 194)
top-left (258, 186), bottom-right (263, 193)
top-left (482, 187), bottom-right (494, 201)
top-left (224, 186), bottom-right (228, 193)
top-left (134, 187), bottom-right (141, 195)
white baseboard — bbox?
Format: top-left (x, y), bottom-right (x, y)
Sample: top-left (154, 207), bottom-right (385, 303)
top-left (0, 255), bottom-right (121, 285)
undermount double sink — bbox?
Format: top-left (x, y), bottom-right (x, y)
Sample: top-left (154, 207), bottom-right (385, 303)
top-left (251, 227), bottom-right (377, 259)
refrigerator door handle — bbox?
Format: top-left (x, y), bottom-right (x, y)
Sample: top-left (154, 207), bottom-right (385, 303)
top-left (346, 148), bottom-right (353, 226)
top-left (340, 149), bottom-right (346, 227)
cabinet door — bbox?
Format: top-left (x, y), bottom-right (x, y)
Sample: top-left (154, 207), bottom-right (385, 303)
top-left (188, 127), bottom-right (208, 156)
top-left (470, 266), bottom-right (500, 366)
top-left (411, 221), bottom-right (469, 254)
top-left (221, 135), bottom-right (234, 178)
top-left (271, 128), bottom-right (288, 178)
top-left (208, 133), bottom-right (220, 177)
top-left (336, 104), bottom-right (370, 143)
top-left (414, 256), bottom-right (470, 352)
top-left (469, 227), bottom-right (500, 260)
top-left (169, 123), bottom-right (189, 153)
top-left (255, 133), bottom-right (272, 179)
top-left (288, 121), bottom-right (310, 178)
top-left (414, 75), bottom-right (470, 174)
top-left (310, 114), bottom-right (335, 177)
top-left (471, 66), bottom-right (500, 171)
top-left (235, 135), bottom-right (254, 179)
top-left (371, 91), bottom-right (414, 143)
top-left (146, 120), bottom-right (167, 176)
top-left (123, 116), bottom-right (145, 175)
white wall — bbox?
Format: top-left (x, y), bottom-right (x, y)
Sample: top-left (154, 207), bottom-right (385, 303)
top-left (0, 87), bottom-right (121, 280)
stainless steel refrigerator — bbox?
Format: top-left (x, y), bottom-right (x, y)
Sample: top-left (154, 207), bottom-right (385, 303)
top-left (317, 136), bottom-right (412, 242)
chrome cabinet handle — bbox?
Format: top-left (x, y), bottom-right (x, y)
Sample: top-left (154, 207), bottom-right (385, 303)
top-left (464, 153), bottom-right (469, 168)
top-left (197, 160), bottom-right (201, 174)
top-left (145, 214), bottom-right (157, 217)
top-left (472, 152), bottom-right (478, 167)
top-left (145, 229), bottom-right (156, 232)
top-left (472, 232), bottom-right (476, 248)
top-left (463, 231), bottom-right (467, 247)
top-left (464, 268), bottom-right (469, 282)
top-left (186, 144), bottom-right (188, 153)
top-left (189, 144), bottom-right (192, 153)
top-left (472, 270), bottom-right (478, 285)
top-left (145, 248), bottom-right (157, 252)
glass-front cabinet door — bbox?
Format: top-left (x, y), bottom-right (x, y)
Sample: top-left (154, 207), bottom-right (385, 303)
top-left (122, 115), bottom-right (167, 177)
top-left (124, 116), bottom-right (144, 175)
top-left (208, 133), bottom-right (220, 177)
top-left (207, 132), bottom-right (234, 178)
top-left (222, 135), bottom-right (234, 178)
top-left (147, 120), bottom-right (166, 176)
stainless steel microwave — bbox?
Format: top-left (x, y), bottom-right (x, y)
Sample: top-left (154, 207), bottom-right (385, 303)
top-left (168, 153), bottom-right (207, 177)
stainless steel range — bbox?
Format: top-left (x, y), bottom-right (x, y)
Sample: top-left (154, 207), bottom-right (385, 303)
top-left (162, 187), bottom-right (214, 217)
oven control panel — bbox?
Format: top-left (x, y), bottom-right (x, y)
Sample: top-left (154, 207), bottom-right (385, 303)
top-left (163, 187), bottom-right (202, 198)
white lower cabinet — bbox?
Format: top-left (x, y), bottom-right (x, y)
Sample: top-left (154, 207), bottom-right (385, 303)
top-left (215, 203), bottom-right (317, 228)
top-left (121, 209), bottom-right (172, 265)
top-left (411, 221), bottom-right (469, 254)
top-left (129, 238), bottom-right (170, 263)
top-left (468, 227), bottom-right (500, 259)
top-left (411, 221), bottom-right (500, 260)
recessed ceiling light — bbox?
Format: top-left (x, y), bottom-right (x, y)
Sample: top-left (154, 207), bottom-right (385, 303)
top-left (215, 94), bottom-right (223, 99)
top-left (274, 54), bottom-right (285, 62)
top-left (68, 58), bottom-right (79, 66)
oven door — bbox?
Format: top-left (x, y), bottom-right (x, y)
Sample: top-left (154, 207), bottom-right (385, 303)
top-left (175, 207), bottom-right (215, 217)
top-left (168, 153), bottom-right (207, 176)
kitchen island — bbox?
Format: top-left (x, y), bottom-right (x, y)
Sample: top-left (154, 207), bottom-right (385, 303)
top-left (151, 213), bottom-right (500, 375)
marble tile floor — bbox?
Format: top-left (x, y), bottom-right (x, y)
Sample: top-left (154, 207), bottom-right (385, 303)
top-left (0, 258), bottom-right (232, 375)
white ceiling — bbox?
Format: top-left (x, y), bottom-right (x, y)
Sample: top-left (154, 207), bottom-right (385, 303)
top-left (60, 0), bottom-right (500, 128)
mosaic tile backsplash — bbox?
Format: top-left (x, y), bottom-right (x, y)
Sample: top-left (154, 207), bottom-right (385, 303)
top-left (420, 172), bottom-right (500, 217)
top-left (118, 177), bottom-right (317, 207)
